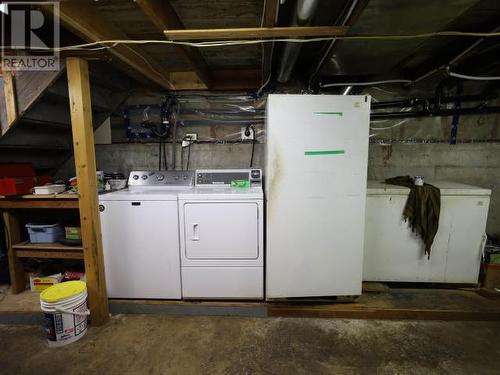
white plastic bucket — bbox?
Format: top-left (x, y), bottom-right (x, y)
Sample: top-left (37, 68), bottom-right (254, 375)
top-left (40, 281), bottom-right (90, 347)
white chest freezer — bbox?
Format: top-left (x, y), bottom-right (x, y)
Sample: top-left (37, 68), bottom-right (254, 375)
top-left (363, 180), bottom-right (491, 284)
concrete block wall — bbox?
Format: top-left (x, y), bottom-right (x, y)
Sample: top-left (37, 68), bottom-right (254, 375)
top-left (368, 142), bottom-right (500, 237)
top-left (98, 142), bottom-right (264, 172)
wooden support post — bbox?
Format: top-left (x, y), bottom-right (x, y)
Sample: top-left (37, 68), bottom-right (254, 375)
top-left (2, 211), bottom-right (25, 293)
top-left (2, 71), bottom-right (17, 128)
top-left (66, 57), bottom-right (108, 325)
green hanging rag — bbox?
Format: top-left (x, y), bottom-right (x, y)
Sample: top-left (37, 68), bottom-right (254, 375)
top-left (385, 176), bottom-right (441, 259)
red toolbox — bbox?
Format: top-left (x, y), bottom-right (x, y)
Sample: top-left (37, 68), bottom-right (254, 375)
top-left (0, 163), bottom-right (36, 196)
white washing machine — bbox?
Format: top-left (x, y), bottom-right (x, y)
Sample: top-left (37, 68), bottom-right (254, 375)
top-left (178, 169), bottom-right (264, 299)
top-left (99, 170), bottom-right (194, 299)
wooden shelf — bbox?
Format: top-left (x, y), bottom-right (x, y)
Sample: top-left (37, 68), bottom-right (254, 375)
top-left (12, 241), bottom-right (83, 259)
top-left (17, 194), bottom-right (78, 199)
top-left (0, 193), bottom-right (78, 199)
top-left (0, 197), bottom-right (79, 209)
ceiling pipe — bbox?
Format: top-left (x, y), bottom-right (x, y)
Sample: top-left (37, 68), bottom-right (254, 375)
top-left (276, 0), bottom-right (320, 83)
top-left (309, 0), bottom-right (358, 80)
top-left (371, 93), bottom-right (498, 110)
top-left (371, 106), bottom-right (500, 120)
top-left (307, 0), bottom-right (360, 89)
top-left (409, 25), bottom-right (500, 86)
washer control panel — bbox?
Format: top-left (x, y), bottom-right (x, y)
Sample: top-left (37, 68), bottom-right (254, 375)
top-left (128, 171), bottom-right (194, 186)
top-left (195, 169), bottom-right (262, 187)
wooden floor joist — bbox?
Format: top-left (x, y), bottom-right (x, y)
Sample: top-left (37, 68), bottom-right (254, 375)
top-left (169, 69), bottom-right (261, 90)
top-left (136, 0), bottom-right (213, 87)
top-left (66, 57), bottom-right (109, 325)
top-left (47, 2), bottom-right (174, 90)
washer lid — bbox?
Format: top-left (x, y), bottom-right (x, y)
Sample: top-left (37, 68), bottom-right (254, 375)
top-left (99, 188), bottom-right (183, 201)
top-left (179, 187), bottom-right (263, 200)
top-left (367, 180), bottom-right (491, 196)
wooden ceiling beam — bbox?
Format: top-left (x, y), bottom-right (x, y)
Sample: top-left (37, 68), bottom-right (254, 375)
top-left (136, 0), bottom-right (212, 88)
top-left (164, 26), bottom-right (349, 41)
top-left (2, 48), bottom-right (109, 60)
top-left (43, 1), bottom-right (174, 90)
top-left (169, 69), bottom-right (260, 91)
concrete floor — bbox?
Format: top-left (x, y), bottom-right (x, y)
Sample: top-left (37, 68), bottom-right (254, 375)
top-left (1, 316), bottom-right (499, 375)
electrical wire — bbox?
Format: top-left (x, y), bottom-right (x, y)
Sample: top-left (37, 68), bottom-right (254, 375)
top-left (321, 70), bottom-right (500, 89)
top-left (448, 71), bottom-right (500, 81)
top-left (158, 139), bottom-right (162, 170)
top-left (6, 30), bottom-right (500, 53)
top-left (370, 118), bottom-right (409, 131)
top-left (170, 102), bottom-right (179, 170)
top-left (181, 136), bottom-right (193, 170)
top-left (246, 124), bottom-right (256, 167)
top-left (64, 42), bottom-right (174, 87)
top-left (257, 59), bottom-right (273, 96)
top-left (143, 98), bottom-right (179, 170)
top-left (162, 140), bottom-right (168, 171)
top-left (257, 0), bottom-right (275, 96)
top-left (186, 140), bottom-right (192, 170)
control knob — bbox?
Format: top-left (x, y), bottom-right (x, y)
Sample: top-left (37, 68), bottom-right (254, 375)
top-left (132, 175), bottom-right (139, 180)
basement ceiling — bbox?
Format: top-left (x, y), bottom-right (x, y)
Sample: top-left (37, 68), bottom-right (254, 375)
top-left (48, 0), bottom-right (500, 91)
top-left (317, 0), bottom-right (500, 83)
top-left (88, 0), bottom-right (263, 70)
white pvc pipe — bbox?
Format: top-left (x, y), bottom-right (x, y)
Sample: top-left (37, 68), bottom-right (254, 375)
top-left (448, 71), bottom-right (500, 81)
top-left (320, 79), bottom-right (412, 88)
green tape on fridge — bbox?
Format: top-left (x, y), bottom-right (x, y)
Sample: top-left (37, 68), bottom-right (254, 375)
top-left (304, 150), bottom-right (345, 156)
top-left (314, 112), bottom-right (343, 116)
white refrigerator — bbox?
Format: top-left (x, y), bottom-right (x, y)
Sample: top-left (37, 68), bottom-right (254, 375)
top-left (265, 94), bottom-right (371, 298)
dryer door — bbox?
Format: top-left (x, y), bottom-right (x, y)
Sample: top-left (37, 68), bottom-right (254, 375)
top-left (184, 202), bottom-right (259, 260)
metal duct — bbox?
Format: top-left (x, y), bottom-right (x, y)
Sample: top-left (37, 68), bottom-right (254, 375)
top-left (276, 0), bottom-right (320, 83)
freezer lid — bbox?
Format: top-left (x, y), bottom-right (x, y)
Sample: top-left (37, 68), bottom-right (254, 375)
top-left (367, 180), bottom-right (491, 196)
